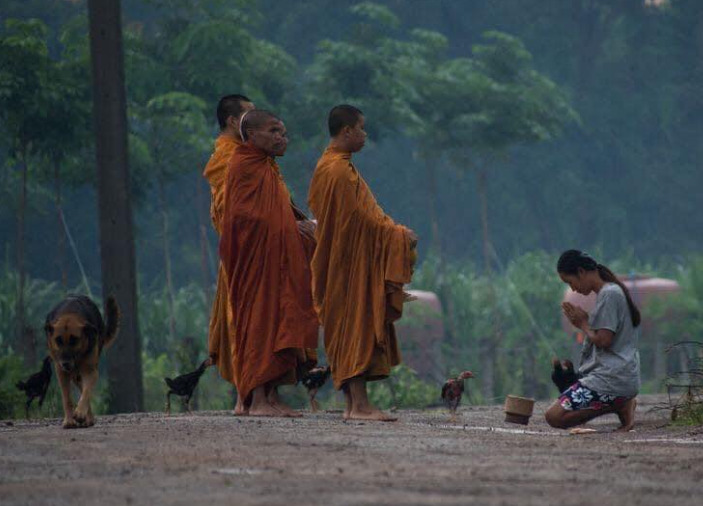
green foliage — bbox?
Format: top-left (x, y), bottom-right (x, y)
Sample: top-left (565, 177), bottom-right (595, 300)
top-left (0, 353), bottom-right (25, 418)
top-left (368, 364), bottom-right (438, 409)
top-left (0, 265), bottom-right (65, 352)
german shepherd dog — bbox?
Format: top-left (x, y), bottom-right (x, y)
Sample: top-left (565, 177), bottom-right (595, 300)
top-left (45, 295), bottom-right (119, 428)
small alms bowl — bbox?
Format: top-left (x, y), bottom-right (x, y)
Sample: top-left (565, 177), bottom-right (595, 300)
top-left (504, 395), bottom-right (535, 425)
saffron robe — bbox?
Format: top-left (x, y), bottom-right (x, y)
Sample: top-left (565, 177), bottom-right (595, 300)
top-left (202, 134), bottom-right (241, 385)
top-left (220, 143), bottom-right (319, 401)
top-left (308, 146), bottom-right (415, 390)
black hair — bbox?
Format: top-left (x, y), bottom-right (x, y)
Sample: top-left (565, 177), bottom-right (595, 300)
top-left (557, 249), bottom-right (641, 327)
top-left (216, 94), bottom-right (252, 130)
top-left (240, 110), bottom-right (281, 142)
top-left (328, 104), bottom-right (363, 137)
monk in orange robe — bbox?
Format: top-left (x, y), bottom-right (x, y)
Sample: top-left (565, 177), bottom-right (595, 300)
top-left (308, 105), bottom-right (417, 421)
top-left (220, 110), bottom-right (318, 417)
top-left (202, 94), bottom-right (255, 415)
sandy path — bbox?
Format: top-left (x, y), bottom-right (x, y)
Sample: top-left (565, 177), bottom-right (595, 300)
top-left (1, 395), bottom-right (702, 505)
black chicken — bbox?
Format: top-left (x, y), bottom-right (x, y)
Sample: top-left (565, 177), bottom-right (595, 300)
top-left (15, 356), bottom-right (53, 419)
top-left (164, 358), bottom-right (212, 414)
top-left (300, 366), bottom-right (331, 412)
top-left (551, 358), bottom-right (580, 394)
top-left (441, 371), bottom-right (474, 421)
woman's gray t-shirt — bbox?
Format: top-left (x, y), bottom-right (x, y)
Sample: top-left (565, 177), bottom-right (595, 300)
top-left (578, 283), bottom-right (641, 397)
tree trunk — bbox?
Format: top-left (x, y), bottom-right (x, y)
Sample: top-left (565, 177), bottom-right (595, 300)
top-left (476, 169), bottom-right (499, 402)
top-left (423, 157), bottom-right (458, 347)
top-left (88, 0), bottom-right (144, 413)
top-left (423, 158), bottom-right (442, 257)
top-left (476, 170), bottom-right (492, 275)
top-left (156, 172), bottom-right (177, 341)
top-left (53, 155), bottom-right (67, 289)
top-left (15, 143), bottom-right (32, 366)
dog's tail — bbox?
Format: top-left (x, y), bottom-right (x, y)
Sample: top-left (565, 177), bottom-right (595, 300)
top-left (103, 296), bottom-right (120, 350)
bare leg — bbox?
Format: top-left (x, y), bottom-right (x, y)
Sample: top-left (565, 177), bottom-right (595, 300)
top-left (545, 400), bottom-right (618, 429)
top-left (347, 378), bottom-right (397, 422)
top-left (56, 367), bottom-right (76, 429)
top-left (166, 392), bottom-right (172, 415)
top-left (248, 386), bottom-right (283, 417)
top-left (615, 397), bottom-right (636, 432)
top-left (267, 386), bottom-right (302, 418)
top-left (73, 369), bottom-right (97, 428)
top-left (233, 395), bottom-right (248, 416)
top-left (25, 399), bottom-right (31, 420)
top-left (309, 388), bottom-right (319, 413)
top-left (342, 386), bottom-right (352, 420)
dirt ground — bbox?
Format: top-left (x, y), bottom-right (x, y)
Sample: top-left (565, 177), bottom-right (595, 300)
top-left (1, 394), bottom-right (701, 506)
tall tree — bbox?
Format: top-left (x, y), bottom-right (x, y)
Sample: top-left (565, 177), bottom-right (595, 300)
top-left (87, 0), bottom-right (143, 413)
top-left (444, 32), bottom-right (578, 399)
top-left (0, 19), bottom-right (52, 365)
top-left (130, 91), bottom-right (209, 343)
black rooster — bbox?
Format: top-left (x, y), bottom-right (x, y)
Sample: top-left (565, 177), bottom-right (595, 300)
top-left (441, 371), bottom-right (474, 421)
top-left (300, 366), bottom-right (331, 412)
top-left (551, 358), bottom-right (580, 394)
top-left (164, 358), bottom-right (212, 414)
top-left (16, 356), bottom-right (53, 419)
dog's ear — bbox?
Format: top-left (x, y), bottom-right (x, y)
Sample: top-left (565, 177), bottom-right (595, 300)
top-left (44, 323), bottom-right (54, 338)
top-left (82, 323), bottom-right (98, 349)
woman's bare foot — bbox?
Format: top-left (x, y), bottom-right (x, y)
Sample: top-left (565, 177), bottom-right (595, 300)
top-left (615, 397), bottom-right (636, 432)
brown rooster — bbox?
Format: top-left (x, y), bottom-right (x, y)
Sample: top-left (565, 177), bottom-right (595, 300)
top-left (441, 371), bottom-right (474, 421)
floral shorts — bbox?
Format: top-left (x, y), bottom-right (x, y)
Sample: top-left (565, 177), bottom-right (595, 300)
top-left (559, 381), bottom-right (628, 411)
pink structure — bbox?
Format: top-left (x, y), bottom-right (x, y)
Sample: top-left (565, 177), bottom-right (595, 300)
top-left (396, 290), bottom-right (445, 382)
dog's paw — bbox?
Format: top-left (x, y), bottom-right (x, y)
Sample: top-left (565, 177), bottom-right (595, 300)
top-left (73, 406), bottom-right (95, 428)
top-left (62, 417), bottom-right (78, 429)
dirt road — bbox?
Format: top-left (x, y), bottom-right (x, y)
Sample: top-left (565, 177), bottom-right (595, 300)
top-left (1, 395), bottom-right (701, 506)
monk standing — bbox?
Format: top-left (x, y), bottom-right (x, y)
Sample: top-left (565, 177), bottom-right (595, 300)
top-left (308, 105), bottom-right (417, 421)
top-left (220, 110), bottom-right (318, 417)
top-left (202, 94), bottom-right (255, 415)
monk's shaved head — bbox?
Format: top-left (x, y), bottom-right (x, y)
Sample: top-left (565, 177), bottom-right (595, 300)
top-left (240, 110), bottom-right (282, 142)
top-left (328, 105), bottom-right (363, 137)
top-left (217, 94), bottom-right (253, 130)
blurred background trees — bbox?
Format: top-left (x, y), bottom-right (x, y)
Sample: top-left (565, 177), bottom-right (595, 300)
top-left (0, 0), bottom-right (702, 414)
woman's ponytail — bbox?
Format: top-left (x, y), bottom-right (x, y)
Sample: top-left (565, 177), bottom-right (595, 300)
top-left (596, 264), bottom-right (641, 327)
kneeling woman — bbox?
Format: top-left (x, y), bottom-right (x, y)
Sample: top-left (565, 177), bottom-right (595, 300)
top-left (545, 250), bottom-right (640, 431)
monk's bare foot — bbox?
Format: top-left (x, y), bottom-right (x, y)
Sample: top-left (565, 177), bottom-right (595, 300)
top-left (248, 403), bottom-right (282, 417)
top-left (615, 397), bottom-right (636, 432)
top-left (233, 398), bottom-right (248, 416)
top-left (342, 387), bottom-right (352, 420)
top-left (348, 407), bottom-right (398, 422)
top-left (269, 398), bottom-right (303, 418)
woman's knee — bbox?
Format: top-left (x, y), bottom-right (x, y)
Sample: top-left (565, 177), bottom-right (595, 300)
top-left (545, 405), bottom-right (567, 429)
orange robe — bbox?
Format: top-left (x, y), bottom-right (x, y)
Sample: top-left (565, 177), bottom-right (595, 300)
top-left (220, 143), bottom-right (319, 402)
top-left (202, 134), bottom-right (241, 385)
top-left (308, 146), bottom-right (415, 390)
